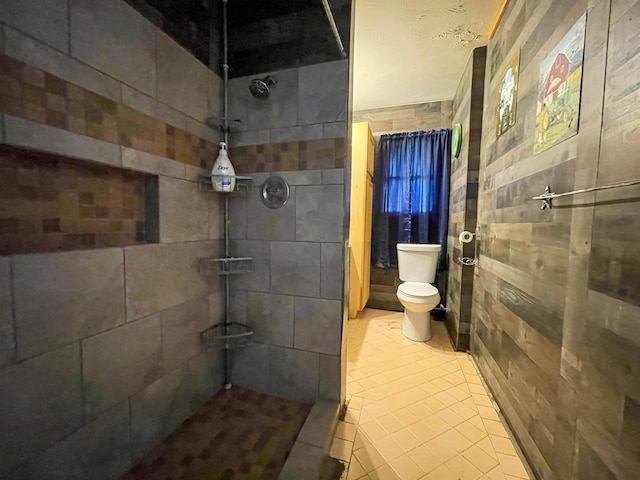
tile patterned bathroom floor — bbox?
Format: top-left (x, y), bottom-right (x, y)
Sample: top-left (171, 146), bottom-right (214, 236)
top-left (122, 386), bottom-right (311, 480)
top-left (330, 309), bottom-right (531, 480)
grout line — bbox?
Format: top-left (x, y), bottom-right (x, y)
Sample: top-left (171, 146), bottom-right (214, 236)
top-left (66, 0), bottom-right (71, 55)
top-left (122, 247), bottom-right (129, 322)
top-left (79, 339), bottom-right (86, 425)
top-left (127, 397), bottom-right (134, 466)
top-left (9, 257), bottom-right (18, 364)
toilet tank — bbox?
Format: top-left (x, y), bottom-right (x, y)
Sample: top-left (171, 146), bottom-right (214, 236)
top-left (397, 244), bottom-right (441, 283)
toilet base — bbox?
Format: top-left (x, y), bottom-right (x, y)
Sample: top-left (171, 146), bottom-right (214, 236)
top-left (402, 309), bottom-right (432, 342)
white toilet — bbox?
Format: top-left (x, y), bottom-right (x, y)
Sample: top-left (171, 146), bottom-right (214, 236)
top-left (396, 243), bottom-right (441, 342)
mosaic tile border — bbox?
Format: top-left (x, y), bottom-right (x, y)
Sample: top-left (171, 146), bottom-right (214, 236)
top-left (0, 53), bottom-right (346, 174)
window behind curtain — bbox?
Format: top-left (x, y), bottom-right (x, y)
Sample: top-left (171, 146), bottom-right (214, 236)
top-left (372, 129), bottom-right (451, 272)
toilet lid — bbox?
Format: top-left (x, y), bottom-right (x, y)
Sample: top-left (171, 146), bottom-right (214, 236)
top-left (398, 282), bottom-right (438, 298)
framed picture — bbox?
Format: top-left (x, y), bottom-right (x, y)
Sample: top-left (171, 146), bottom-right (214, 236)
top-left (496, 51), bottom-right (520, 137)
top-left (534, 13), bottom-right (587, 154)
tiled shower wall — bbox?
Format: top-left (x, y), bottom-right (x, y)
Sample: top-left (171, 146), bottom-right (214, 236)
top-left (445, 47), bottom-right (486, 351)
top-left (473, 0), bottom-right (640, 478)
top-left (228, 169), bottom-right (345, 403)
top-left (228, 60), bottom-right (348, 147)
top-left (226, 56), bottom-right (349, 404)
top-left (0, 1), bottom-right (227, 479)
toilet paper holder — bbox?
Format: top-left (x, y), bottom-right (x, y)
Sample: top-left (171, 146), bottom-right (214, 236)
top-left (457, 230), bottom-right (478, 266)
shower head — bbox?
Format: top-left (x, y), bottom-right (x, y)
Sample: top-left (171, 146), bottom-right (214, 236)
top-left (249, 76), bottom-right (277, 100)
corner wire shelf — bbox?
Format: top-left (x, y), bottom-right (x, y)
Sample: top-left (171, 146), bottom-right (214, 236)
top-left (197, 173), bottom-right (253, 192)
top-left (199, 257), bottom-right (252, 276)
top-left (201, 322), bottom-right (254, 350)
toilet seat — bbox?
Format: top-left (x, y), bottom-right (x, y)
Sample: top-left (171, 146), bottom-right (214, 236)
top-left (397, 282), bottom-right (439, 302)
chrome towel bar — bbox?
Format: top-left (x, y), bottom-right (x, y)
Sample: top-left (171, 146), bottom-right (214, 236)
top-left (532, 179), bottom-right (640, 209)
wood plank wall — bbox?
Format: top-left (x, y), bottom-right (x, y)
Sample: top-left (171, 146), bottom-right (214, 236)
top-left (446, 47), bottom-right (487, 351)
top-left (474, 0), bottom-right (640, 478)
top-left (352, 101), bottom-right (452, 137)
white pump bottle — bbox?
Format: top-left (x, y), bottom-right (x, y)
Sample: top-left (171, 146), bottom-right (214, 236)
top-left (211, 142), bottom-right (236, 192)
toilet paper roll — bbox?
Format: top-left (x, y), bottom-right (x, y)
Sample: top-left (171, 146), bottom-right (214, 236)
top-left (459, 231), bottom-right (474, 244)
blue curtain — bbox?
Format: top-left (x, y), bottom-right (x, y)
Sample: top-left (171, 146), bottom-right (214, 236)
top-left (372, 129), bottom-right (451, 292)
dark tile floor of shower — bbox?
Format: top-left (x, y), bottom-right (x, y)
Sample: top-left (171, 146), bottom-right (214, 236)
top-left (122, 387), bottom-right (312, 480)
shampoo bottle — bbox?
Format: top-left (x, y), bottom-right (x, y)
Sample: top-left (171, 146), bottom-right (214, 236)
top-left (211, 142), bottom-right (236, 192)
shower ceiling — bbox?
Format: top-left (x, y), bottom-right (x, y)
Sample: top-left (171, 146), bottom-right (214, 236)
top-left (353, 0), bottom-right (503, 110)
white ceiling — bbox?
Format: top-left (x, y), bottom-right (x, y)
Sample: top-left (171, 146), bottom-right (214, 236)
top-left (352, 0), bottom-right (503, 111)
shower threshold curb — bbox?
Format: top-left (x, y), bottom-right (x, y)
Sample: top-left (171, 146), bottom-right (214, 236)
top-left (278, 399), bottom-right (340, 480)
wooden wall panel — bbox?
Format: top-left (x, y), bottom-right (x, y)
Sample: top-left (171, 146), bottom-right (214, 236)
top-left (446, 47), bottom-right (486, 351)
top-left (472, 0), bottom-right (640, 478)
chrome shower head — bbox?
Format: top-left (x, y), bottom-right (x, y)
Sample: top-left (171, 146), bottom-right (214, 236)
top-left (249, 76), bottom-right (277, 100)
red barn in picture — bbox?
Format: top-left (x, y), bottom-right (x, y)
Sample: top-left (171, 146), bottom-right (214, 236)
top-left (543, 53), bottom-right (570, 103)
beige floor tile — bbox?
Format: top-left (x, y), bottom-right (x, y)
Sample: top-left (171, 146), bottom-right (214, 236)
top-left (477, 405), bottom-right (500, 422)
top-left (444, 373), bottom-right (467, 386)
top-left (423, 396), bottom-right (447, 413)
top-left (465, 374), bottom-right (483, 385)
top-left (349, 381), bottom-right (366, 395)
top-left (445, 455), bottom-right (483, 480)
top-left (331, 437), bottom-right (354, 462)
top-left (462, 397), bottom-right (480, 413)
top-left (440, 362), bottom-right (460, 373)
top-left (365, 401), bottom-right (390, 418)
top-left (369, 464), bottom-right (402, 480)
top-left (346, 311), bottom-right (528, 480)
top-left (469, 415), bottom-right (487, 431)
top-left (372, 436), bottom-right (405, 462)
top-left (361, 420), bottom-right (389, 441)
top-left (408, 444), bottom-right (442, 474)
top-left (425, 437), bottom-right (458, 463)
top-left (455, 420), bottom-right (488, 443)
top-left (484, 465), bottom-right (507, 480)
top-left (497, 453), bottom-right (529, 479)
top-left (381, 395), bottom-right (407, 413)
top-left (407, 400), bottom-right (434, 418)
top-left (423, 413), bottom-right (452, 434)
top-left (439, 428), bottom-right (474, 453)
top-left (483, 419), bottom-right (508, 437)
top-left (468, 382), bottom-right (487, 394)
top-left (354, 443), bottom-right (387, 473)
top-left (431, 377), bottom-right (454, 391)
top-left (360, 410), bottom-right (374, 425)
top-left (394, 407), bottom-right (420, 427)
top-left (490, 435), bottom-right (518, 456)
top-left (378, 413), bottom-right (405, 435)
top-left (347, 456), bottom-right (367, 480)
top-left (350, 396), bottom-right (365, 411)
top-left (391, 428), bottom-right (422, 452)
top-left (472, 393), bottom-right (494, 407)
top-left (371, 373), bottom-right (392, 385)
top-left (344, 408), bottom-right (361, 425)
top-left (437, 407), bottom-right (466, 427)
top-left (433, 391), bottom-right (458, 406)
top-left (425, 464), bottom-right (460, 480)
top-left (463, 444), bottom-right (500, 473)
top-left (354, 432), bottom-right (366, 451)
top-left (337, 421), bottom-right (358, 441)
top-left (406, 420), bottom-right (438, 443)
top-left (389, 454), bottom-right (425, 480)
top-left (445, 386), bottom-right (472, 402)
top-left (449, 401), bottom-right (479, 420)
top-left (360, 377), bottom-right (380, 390)
top-left (477, 437), bottom-right (498, 460)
